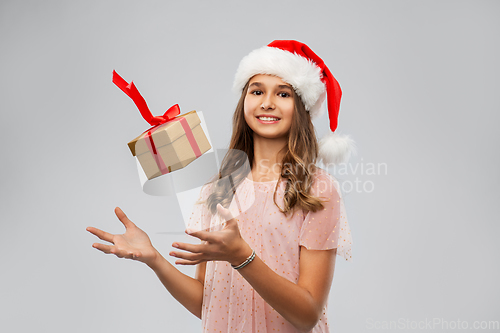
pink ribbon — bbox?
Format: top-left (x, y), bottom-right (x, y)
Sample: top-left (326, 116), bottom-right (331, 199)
top-left (142, 117), bottom-right (202, 176)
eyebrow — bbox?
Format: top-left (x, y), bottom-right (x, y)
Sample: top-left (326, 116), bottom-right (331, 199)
top-left (249, 82), bottom-right (293, 90)
top-left (249, 82), bottom-right (263, 88)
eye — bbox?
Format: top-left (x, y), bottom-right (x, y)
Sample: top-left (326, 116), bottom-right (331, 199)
top-left (250, 90), bottom-right (263, 96)
top-left (278, 92), bottom-right (291, 98)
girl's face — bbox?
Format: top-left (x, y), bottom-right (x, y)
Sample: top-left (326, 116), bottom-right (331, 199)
top-left (243, 74), bottom-right (295, 140)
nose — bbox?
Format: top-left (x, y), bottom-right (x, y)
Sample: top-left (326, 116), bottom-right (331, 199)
top-left (261, 94), bottom-right (275, 110)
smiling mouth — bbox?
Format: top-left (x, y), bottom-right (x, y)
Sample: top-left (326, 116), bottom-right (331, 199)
top-left (256, 116), bottom-right (281, 121)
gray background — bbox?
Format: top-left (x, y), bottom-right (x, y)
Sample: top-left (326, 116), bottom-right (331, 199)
top-left (1, 0), bottom-right (499, 332)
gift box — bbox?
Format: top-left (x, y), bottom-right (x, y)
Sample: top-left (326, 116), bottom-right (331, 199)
top-left (128, 110), bottom-right (211, 180)
top-left (112, 70), bottom-right (211, 180)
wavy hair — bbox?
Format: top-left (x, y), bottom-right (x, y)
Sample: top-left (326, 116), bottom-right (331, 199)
top-left (204, 81), bottom-right (325, 216)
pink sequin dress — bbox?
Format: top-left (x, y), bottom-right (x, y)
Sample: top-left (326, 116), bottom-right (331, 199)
top-left (188, 168), bottom-right (352, 333)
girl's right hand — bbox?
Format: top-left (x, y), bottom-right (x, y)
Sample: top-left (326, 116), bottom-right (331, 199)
top-left (87, 207), bottom-right (159, 266)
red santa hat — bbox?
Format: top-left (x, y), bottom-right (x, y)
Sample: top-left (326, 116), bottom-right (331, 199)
top-left (233, 40), bottom-right (356, 165)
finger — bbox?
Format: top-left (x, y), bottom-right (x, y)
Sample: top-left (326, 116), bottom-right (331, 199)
top-left (86, 227), bottom-right (114, 243)
top-left (131, 251), bottom-right (142, 259)
top-left (217, 203), bottom-right (234, 221)
top-left (112, 248), bottom-right (135, 259)
top-left (174, 258), bottom-right (203, 265)
top-left (92, 243), bottom-right (135, 259)
top-left (170, 250), bottom-right (204, 262)
top-left (216, 204), bottom-right (240, 231)
top-left (92, 242), bottom-right (114, 254)
top-left (115, 207), bottom-right (136, 229)
top-left (172, 242), bottom-right (205, 253)
top-left (185, 228), bottom-right (218, 242)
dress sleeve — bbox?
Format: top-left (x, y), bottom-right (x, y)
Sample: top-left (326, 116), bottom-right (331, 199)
top-left (299, 172), bottom-right (353, 262)
top-left (186, 183), bottom-right (214, 232)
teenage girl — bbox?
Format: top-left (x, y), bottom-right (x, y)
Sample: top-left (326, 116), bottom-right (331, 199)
top-left (87, 40), bottom-right (354, 333)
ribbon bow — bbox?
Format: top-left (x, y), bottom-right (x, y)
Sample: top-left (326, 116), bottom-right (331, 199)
top-left (112, 70), bottom-right (180, 126)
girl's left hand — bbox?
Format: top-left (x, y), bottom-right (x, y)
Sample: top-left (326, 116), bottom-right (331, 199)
top-left (170, 204), bottom-right (252, 267)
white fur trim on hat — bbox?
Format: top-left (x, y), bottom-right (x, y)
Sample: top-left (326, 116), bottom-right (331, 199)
top-left (318, 132), bottom-right (357, 165)
top-left (233, 46), bottom-right (326, 119)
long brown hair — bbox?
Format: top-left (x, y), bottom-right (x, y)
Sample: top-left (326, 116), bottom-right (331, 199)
top-left (205, 80), bottom-right (325, 216)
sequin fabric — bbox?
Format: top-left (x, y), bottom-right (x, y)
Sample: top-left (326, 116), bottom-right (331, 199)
top-left (188, 168), bottom-right (352, 333)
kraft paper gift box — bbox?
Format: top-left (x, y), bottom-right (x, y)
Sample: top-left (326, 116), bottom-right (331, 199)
top-left (112, 70), bottom-right (211, 181)
top-left (128, 110), bottom-right (211, 180)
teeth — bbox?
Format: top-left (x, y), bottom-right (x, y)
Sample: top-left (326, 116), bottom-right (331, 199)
top-left (258, 117), bottom-right (280, 121)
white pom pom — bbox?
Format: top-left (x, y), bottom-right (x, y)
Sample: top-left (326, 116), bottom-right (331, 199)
top-left (318, 132), bottom-right (357, 165)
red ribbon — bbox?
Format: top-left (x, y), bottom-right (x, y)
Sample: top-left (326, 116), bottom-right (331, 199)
top-left (112, 70), bottom-right (180, 126)
top-left (113, 70), bottom-right (203, 176)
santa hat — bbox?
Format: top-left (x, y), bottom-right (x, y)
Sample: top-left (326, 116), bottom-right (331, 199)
top-left (233, 40), bottom-right (356, 165)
